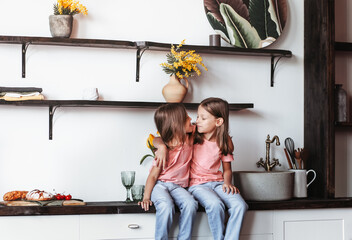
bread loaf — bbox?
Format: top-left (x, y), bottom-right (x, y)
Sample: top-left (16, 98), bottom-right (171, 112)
top-left (26, 189), bottom-right (54, 201)
top-left (3, 191), bottom-right (28, 201)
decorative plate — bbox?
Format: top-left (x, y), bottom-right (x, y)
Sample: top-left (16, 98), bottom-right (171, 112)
top-left (204, 0), bottom-right (287, 48)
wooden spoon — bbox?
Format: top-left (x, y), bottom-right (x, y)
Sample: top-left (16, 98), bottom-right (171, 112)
top-left (300, 148), bottom-right (308, 169)
top-left (294, 149), bottom-right (303, 169)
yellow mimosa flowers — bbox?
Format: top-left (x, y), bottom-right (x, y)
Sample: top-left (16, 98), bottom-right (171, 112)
top-left (161, 40), bottom-right (208, 79)
top-left (53, 0), bottom-right (88, 16)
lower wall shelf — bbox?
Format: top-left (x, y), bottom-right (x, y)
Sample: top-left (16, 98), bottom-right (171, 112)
top-left (0, 100), bottom-right (254, 140)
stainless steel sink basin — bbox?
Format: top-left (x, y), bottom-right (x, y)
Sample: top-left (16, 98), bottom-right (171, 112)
top-left (233, 171), bottom-right (294, 201)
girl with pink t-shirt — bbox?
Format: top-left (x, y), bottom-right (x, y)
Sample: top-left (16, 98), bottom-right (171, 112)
top-left (138, 103), bottom-right (198, 240)
top-left (188, 97), bottom-right (248, 240)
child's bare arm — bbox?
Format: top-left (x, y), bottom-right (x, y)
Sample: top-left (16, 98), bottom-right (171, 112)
top-left (222, 162), bottom-right (239, 194)
top-left (153, 137), bottom-right (168, 169)
top-left (138, 166), bottom-right (161, 211)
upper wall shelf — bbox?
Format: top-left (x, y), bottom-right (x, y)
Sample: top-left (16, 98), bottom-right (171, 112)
top-left (0, 99), bottom-right (253, 140)
top-left (0, 35), bottom-right (292, 86)
top-left (335, 42), bottom-right (352, 52)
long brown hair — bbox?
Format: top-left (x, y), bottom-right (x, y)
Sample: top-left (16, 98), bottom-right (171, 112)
top-left (194, 97), bottom-right (234, 155)
top-left (154, 103), bottom-right (188, 148)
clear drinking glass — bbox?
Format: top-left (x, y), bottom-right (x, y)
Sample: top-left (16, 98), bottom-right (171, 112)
top-left (131, 185), bottom-right (145, 202)
top-left (121, 171), bottom-right (135, 202)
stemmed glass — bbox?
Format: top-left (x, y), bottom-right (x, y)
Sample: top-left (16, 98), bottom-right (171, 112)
top-left (121, 171), bottom-right (135, 202)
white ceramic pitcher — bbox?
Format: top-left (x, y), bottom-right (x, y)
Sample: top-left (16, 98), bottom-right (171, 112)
top-left (289, 169), bottom-right (316, 198)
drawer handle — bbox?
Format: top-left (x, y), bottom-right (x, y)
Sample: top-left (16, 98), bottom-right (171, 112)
top-left (128, 224), bottom-right (140, 229)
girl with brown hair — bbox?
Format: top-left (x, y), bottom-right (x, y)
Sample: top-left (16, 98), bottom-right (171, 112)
top-left (138, 103), bottom-right (198, 240)
top-left (188, 97), bottom-right (248, 240)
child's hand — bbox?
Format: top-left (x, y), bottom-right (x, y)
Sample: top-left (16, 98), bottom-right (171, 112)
top-left (222, 183), bottom-right (240, 194)
top-left (154, 146), bottom-right (168, 169)
top-left (138, 199), bottom-right (153, 211)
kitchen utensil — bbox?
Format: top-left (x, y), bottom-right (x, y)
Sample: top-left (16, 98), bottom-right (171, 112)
top-left (294, 149), bottom-right (303, 169)
top-left (284, 148), bottom-right (293, 169)
top-left (121, 171), bottom-right (135, 202)
top-left (300, 148), bottom-right (308, 169)
top-left (285, 138), bottom-right (297, 169)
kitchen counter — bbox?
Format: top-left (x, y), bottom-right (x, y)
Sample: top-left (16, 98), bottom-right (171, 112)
top-left (1, 198), bottom-right (352, 216)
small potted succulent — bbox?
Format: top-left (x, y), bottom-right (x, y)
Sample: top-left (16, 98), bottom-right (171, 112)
top-left (49, 0), bottom-right (88, 38)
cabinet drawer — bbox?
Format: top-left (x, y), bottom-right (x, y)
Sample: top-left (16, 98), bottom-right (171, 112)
top-left (0, 216), bottom-right (79, 240)
top-left (80, 214), bottom-right (156, 240)
top-left (80, 213), bottom-right (213, 239)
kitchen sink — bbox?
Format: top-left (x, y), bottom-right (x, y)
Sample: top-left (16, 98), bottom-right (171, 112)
top-left (233, 171), bottom-right (294, 201)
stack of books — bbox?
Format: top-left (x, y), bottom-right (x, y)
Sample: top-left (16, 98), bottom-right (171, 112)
top-left (0, 87), bottom-right (44, 101)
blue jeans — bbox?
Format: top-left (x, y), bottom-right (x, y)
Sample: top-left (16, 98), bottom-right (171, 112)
top-left (151, 181), bottom-right (198, 240)
top-left (188, 181), bottom-right (248, 240)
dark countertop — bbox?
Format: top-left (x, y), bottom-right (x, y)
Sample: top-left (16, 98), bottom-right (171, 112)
top-left (1, 198), bottom-right (352, 216)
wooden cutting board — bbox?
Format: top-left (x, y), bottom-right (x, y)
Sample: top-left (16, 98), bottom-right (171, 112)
top-left (0, 200), bottom-right (86, 206)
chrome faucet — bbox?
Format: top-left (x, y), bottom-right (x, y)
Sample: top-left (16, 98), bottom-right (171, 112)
top-left (256, 134), bottom-right (281, 171)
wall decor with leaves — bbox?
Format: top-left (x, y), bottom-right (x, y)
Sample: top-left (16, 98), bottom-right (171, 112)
top-left (204, 0), bottom-right (287, 49)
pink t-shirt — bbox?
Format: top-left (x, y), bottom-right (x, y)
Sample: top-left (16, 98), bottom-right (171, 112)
top-left (189, 139), bottom-right (233, 187)
top-left (153, 141), bottom-right (193, 188)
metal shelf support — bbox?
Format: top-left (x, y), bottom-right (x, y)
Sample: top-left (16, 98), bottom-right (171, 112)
top-left (271, 56), bottom-right (284, 87)
top-left (49, 105), bottom-right (59, 140)
top-left (22, 42), bottom-right (30, 78)
top-left (136, 44), bottom-right (148, 82)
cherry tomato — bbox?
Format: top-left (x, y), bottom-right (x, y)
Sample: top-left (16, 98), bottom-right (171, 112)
top-left (55, 194), bottom-right (61, 200)
top-left (60, 195), bottom-right (65, 200)
top-left (65, 194), bottom-right (72, 200)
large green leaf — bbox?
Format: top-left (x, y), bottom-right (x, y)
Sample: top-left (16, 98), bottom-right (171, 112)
top-left (249, 0), bottom-right (279, 40)
top-left (206, 12), bottom-right (230, 43)
top-left (220, 3), bottom-right (261, 48)
top-left (270, 0), bottom-right (287, 32)
top-left (204, 0), bottom-right (249, 24)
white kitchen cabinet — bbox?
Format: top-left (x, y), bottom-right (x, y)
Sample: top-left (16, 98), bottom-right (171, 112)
top-left (240, 211), bottom-right (273, 240)
top-left (79, 211), bottom-right (274, 240)
top-left (1, 208), bottom-right (352, 240)
top-left (80, 214), bottom-right (155, 240)
top-left (273, 208), bottom-right (352, 240)
top-left (80, 213), bottom-right (213, 240)
top-left (0, 215), bottom-right (80, 240)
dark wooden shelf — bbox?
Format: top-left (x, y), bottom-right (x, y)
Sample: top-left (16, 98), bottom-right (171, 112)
top-left (335, 42), bottom-right (352, 52)
top-left (0, 35), bottom-right (292, 57)
top-left (0, 36), bottom-right (136, 49)
top-left (1, 198), bottom-right (351, 216)
top-left (335, 122), bottom-right (352, 128)
top-left (137, 41), bottom-right (292, 57)
top-left (0, 100), bottom-right (253, 140)
top-left (0, 100), bottom-right (253, 111)
top-left (0, 35), bottom-right (292, 85)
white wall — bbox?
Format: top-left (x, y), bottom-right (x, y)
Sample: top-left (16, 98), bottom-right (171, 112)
top-left (0, 0), bottom-right (304, 202)
top-left (335, 0), bottom-right (352, 197)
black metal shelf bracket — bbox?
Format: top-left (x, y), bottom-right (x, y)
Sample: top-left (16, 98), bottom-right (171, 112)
top-left (22, 42), bottom-right (30, 78)
top-left (136, 43), bottom-right (148, 82)
top-left (271, 55), bottom-right (284, 87)
top-left (49, 105), bottom-right (59, 140)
